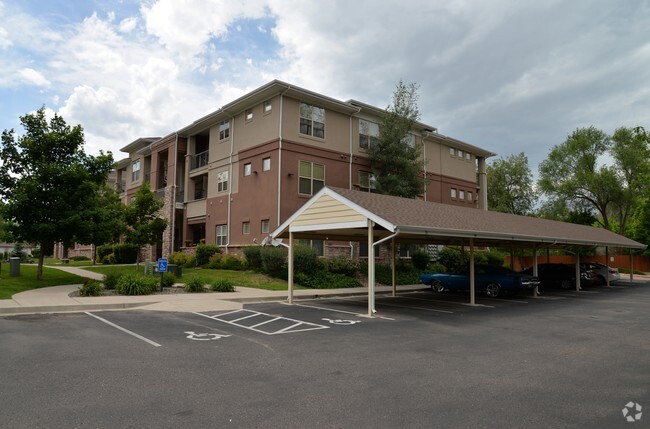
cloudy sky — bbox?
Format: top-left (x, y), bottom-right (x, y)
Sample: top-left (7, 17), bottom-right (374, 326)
top-left (1, 0), bottom-right (649, 172)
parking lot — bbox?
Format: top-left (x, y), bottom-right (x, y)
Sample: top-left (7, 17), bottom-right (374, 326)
top-left (1, 281), bottom-right (648, 428)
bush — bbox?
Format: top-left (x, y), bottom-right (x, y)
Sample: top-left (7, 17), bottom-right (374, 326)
top-left (411, 250), bottom-right (431, 270)
top-left (322, 256), bottom-right (359, 276)
top-left (184, 276), bottom-right (206, 293)
top-left (294, 245), bottom-right (320, 275)
top-left (102, 254), bottom-right (116, 265)
top-left (220, 255), bottom-right (244, 270)
top-left (113, 244), bottom-right (139, 264)
top-left (70, 255), bottom-right (91, 262)
top-left (117, 273), bottom-right (157, 295)
top-left (103, 272), bottom-right (121, 289)
top-left (79, 279), bottom-right (103, 297)
top-left (438, 247), bottom-right (463, 272)
top-left (196, 244), bottom-right (221, 266)
top-left (243, 247), bottom-right (263, 271)
top-left (31, 248), bottom-right (41, 259)
top-left (96, 244), bottom-right (114, 262)
top-left (485, 250), bottom-right (505, 266)
top-left (161, 272), bottom-right (177, 288)
top-left (261, 247), bottom-right (288, 279)
top-left (426, 262), bottom-right (447, 273)
top-left (373, 263), bottom-right (421, 285)
top-left (169, 252), bottom-right (197, 268)
top-left (295, 270), bottom-right (360, 289)
top-left (210, 279), bottom-right (235, 292)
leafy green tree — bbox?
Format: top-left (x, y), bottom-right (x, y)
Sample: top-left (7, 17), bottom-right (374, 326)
top-left (367, 80), bottom-right (426, 198)
top-left (124, 182), bottom-right (168, 265)
top-left (0, 107), bottom-right (113, 279)
top-left (486, 152), bottom-right (536, 215)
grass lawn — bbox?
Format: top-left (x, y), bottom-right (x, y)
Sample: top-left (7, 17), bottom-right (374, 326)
top-left (0, 265), bottom-right (87, 299)
top-left (42, 257), bottom-right (96, 267)
top-left (84, 265), bottom-right (298, 291)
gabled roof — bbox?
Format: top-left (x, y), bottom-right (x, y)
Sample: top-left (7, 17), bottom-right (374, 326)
top-left (273, 187), bottom-right (646, 249)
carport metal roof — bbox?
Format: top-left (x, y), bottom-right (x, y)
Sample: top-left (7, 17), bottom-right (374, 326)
top-left (272, 187), bottom-right (646, 316)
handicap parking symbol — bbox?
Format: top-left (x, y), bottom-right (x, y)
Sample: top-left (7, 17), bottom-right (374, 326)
top-left (322, 318), bottom-right (361, 325)
top-left (185, 331), bottom-right (230, 341)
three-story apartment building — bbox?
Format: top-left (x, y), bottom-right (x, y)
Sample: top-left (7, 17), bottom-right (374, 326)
top-left (115, 80), bottom-right (495, 259)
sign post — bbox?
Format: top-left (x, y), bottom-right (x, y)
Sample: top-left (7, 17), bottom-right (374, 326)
top-left (157, 258), bottom-right (168, 292)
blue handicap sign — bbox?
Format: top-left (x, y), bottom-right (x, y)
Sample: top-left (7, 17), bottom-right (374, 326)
top-left (157, 258), bottom-right (168, 273)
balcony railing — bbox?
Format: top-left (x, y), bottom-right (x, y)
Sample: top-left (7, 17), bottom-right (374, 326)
top-left (191, 151), bottom-right (209, 170)
top-left (117, 181), bottom-right (126, 193)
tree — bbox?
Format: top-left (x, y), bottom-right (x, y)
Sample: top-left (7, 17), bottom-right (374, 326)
top-left (0, 108), bottom-right (114, 280)
top-left (367, 80), bottom-right (427, 198)
top-left (486, 152), bottom-right (536, 215)
top-left (124, 182), bottom-right (168, 265)
top-left (538, 127), bottom-right (621, 231)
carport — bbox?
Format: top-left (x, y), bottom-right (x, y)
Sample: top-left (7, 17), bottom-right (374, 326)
top-left (272, 187), bottom-right (646, 316)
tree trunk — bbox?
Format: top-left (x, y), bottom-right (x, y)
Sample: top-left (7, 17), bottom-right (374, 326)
top-left (37, 251), bottom-right (44, 281)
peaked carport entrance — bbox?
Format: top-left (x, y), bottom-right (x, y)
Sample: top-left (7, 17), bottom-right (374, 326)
top-left (272, 187), bottom-right (646, 316)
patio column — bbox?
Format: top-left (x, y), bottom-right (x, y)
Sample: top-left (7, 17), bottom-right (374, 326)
top-left (605, 246), bottom-right (610, 286)
top-left (575, 253), bottom-right (581, 291)
top-left (630, 251), bottom-right (634, 281)
top-left (469, 239), bottom-right (475, 305)
top-left (288, 231), bottom-right (294, 304)
top-left (391, 238), bottom-right (396, 297)
top-left (368, 220), bottom-right (375, 316)
top-left (532, 247), bottom-right (539, 297)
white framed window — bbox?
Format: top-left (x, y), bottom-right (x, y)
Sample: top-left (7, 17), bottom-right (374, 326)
top-left (244, 163), bottom-right (252, 176)
top-left (299, 161), bottom-right (325, 195)
top-left (131, 159), bottom-right (141, 182)
top-left (359, 171), bottom-right (376, 192)
top-left (263, 100), bottom-right (272, 113)
top-left (457, 149), bottom-right (464, 158)
top-left (217, 171), bottom-right (228, 192)
top-left (451, 188), bottom-right (457, 199)
top-left (245, 109), bottom-right (253, 121)
top-left (459, 190), bottom-right (465, 200)
top-left (219, 121), bottom-right (230, 140)
top-left (262, 157), bottom-right (271, 171)
top-left (465, 152), bottom-right (471, 161)
top-left (216, 224), bottom-right (228, 246)
top-left (467, 191), bottom-right (473, 202)
top-left (242, 222), bottom-right (250, 235)
top-left (359, 119), bottom-right (379, 149)
top-left (450, 147), bottom-right (455, 156)
top-left (261, 219), bottom-right (270, 234)
top-left (402, 133), bottom-right (416, 148)
top-left (299, 103), bottom-right (325, 138)
top-left (297, 239), bottom-right (324, 256)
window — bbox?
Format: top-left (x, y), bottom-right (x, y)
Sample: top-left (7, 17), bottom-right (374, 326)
top-left (467, 191), bottom-right (473, 202)
top-left (359, 171), bottom-right (376, 192)
top-left (263, 100), bottom-right (272, 113)
top-left (299, 103), bottom-right (325, 138)
top-left (244, 163), bottom-right (252, 176)
top-left (457, 149), bottom-right (464, 158)
top-left (217, 171), bottom-right (228, 192)
top-left (299, 161), bottom-right (325, 195)
top-left (297, 239), bottom-right (324, 256)
top-left (242, 222), bottom-right (250, 235)
top-left (219, 121), bottom-right (230, 140)
top-left (359, 119), bottom-right (379, 149)
top-left (245, 109), bottom-right (253, 121)
top-left (402, 133), bottom-right (416, 148)
top-left (450, 147), bottom-right (455, 156)
top-left (263, 157), bottom-right (271, 171)
top-left (261, 219), bottom-right (270, 234)
top-left (465, 152), bottom-right (471, 161)
top-left (451, 188), bottom-right (457, 199)
top-left (131, 159), bottom-right (141, 182)
top-left (459, 190), bottom-right (465, 200)
top-left (216, 224), bottom-right (228, 246)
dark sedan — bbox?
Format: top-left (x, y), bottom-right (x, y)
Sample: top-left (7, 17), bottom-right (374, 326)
top-left (419, 264), bottom-right (540, 298)
top-left (520, 263), bottom-right (598, 290)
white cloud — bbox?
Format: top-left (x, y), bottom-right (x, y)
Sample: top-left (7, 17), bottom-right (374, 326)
top-left (19, 68), bottom-right (50, 87)
top-left (0, 26), bottom-right (11, 49)
top-left (118, 16), bottom-right (138, 33)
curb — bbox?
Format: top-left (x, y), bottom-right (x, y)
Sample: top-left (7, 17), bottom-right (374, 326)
top-left (0, 302), bottom-right (156, 316)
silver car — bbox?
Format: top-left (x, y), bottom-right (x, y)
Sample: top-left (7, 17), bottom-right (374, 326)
top-left (580, 262), bottom-right (620, 284)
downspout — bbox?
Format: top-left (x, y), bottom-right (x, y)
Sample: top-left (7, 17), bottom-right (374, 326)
top-left (170, 133), bottom-right (178, 255)
top-left (225, 113), bottom-right (235, 253)
top-left (422, 134), bottom-right (427, 201)
top-left (277, 85), bottom-right (291, 227)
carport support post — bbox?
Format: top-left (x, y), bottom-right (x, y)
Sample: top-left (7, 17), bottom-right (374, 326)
top-left (605, 246), bottom-right (610, 286)
top-left (532, 247), bottom-right (539, 297)
top-left (469, 239), bottom-right (475, 306)
top-left (575, 253), bottom-right (581, 292)
top-left (368, 220), bottom-right (375, 317)
top-left (391, 238), bottom-right (396, 297)
top-left (630, 251), bottom-right (634, 281)
top-left (288, 231), bottom-right (294, 304)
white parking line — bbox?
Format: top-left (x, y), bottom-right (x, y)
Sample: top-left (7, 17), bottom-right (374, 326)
top-left (284, 301), bottom-right (396, 320)
top-left (195, 310), bottom-right (329, 335)
top-left (341, 296), bottom-right (459, 312)
top-left (85, 312), bottom-right (161, 348)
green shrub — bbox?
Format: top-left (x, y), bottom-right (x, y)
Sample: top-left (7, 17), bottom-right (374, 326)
top-left (79, 279), bottom-right (103, 297)
top-left (96, 244), bottom-right (114, 261)
top-left (103, 272), bottom-right (121, 289)
top-left (31, 248), bottom-right (41, 258)
top-left (117, 273), bottom-right (157, 295)
top-left (113, 244), bottom-right (139, 264)
top-left (161, 272), bottom-right (177, 288)
top-left (220, 255), bottom-right (244, 270)
top-left (426, 262), bottom-right (447, 273)
top-left (261, 247), bottom-right (288, 278)
top-left (296, 270), bottom-right (360, 289)
top-left (243, 247), bottom-right (263, 271)
top-left (374, 263), bottom-right (421, 285)
top-left (294, 245), bottom-right (319, 275)
top-left (184, 276), bottom-right (206, 293)
top-left (196, 244), bottom-right (221, 266)
top-left (70, 255), bottom-right (91, 262)
top-left (323, 256), bottom-right (359, 276)
top-left (210, 279), bottom-right (235, 292)
top-left (411, 250), bottom-right (430, 270)
top-left (169, 251), bottom-right (197, 268)
top-left (485, 250), bottom-right (505, 266)
top-left (438, 247), bottom-right (463, 272)
top-left (102, 254), bottom-right (116, 265)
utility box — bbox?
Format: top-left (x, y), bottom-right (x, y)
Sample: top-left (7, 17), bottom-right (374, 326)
top-left (9, 257), bottom-right (20, 277)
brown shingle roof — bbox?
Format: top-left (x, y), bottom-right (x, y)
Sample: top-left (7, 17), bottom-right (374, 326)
top-left (321, 187), bottom-right (645, 249)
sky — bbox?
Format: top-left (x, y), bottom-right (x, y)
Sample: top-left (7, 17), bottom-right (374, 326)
top-left (1, 0), bottom-right (649, 173)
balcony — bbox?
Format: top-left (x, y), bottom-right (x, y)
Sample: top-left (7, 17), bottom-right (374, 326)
top-left (191, 151), bottom-right (209, 171)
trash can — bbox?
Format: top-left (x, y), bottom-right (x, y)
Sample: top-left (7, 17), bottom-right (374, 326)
top-left (168, 264), bottom-right (182, 278)
top-left (9, 257), bottom-right (20, 277)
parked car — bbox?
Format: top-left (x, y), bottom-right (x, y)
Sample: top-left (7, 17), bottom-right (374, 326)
top-left (579, 262), bottom-right (620, 284)
top-left (520, 263), bottom-right (598, 290)
top-left (419, 264), bottom-right (540, 298)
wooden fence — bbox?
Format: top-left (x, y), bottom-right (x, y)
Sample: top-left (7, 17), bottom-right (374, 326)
top-left (505, 254), bottom-right (650, 272)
